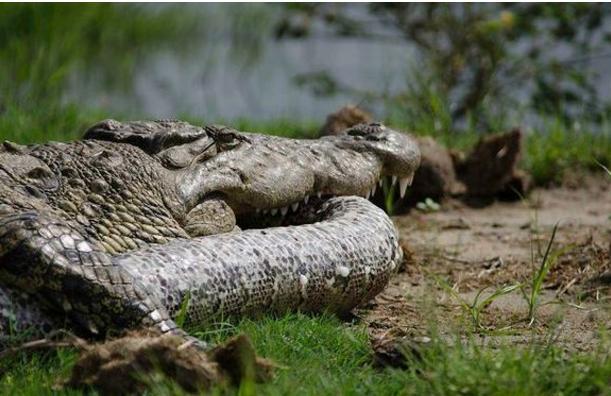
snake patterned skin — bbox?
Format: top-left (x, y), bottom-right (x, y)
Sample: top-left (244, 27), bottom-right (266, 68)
top-left (116, 196), bottom-right (402, 328)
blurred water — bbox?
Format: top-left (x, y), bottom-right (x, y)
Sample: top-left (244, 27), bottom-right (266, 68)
top-left (75, 39), bottom-right (413, 122)
top-left (65, 4), bottom-right (414, 122)
top-left (67, 4), bottom-right (611, 124)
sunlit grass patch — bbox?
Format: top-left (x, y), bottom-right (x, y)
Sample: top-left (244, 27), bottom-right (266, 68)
top-left (1, 313), bottom-right (610, 395)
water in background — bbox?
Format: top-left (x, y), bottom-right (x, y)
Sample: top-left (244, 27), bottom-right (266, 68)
top-left (61, 4), bottom-right (413, 122)
top-left (66, 4), bottom-right (610, 124)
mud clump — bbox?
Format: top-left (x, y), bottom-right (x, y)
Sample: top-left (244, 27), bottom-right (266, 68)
top-left (409, 136), bottom-right (461, 203)
top-left (457, 128), bottom-right (526, 199)
top-left (62, 332), bottom-right (275, 395)
top-left (319, 105), bottom-right (373, 136)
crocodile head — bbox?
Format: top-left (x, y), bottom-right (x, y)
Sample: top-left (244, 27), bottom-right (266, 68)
top-left (86, 120), bottom-right (420, 234)
top-left (177, 123), bottom-right (420, 217)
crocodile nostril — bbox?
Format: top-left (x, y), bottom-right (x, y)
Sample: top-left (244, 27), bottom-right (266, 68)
top-left (346, 122), bottom-right (385, 137)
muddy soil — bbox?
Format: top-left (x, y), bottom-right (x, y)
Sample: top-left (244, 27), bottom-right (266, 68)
top-left (360, 176), bottom-right (611, 352)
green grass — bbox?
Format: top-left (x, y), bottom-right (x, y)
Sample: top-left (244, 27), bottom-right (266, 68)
top-left (524, 121), bottom-right (611, 185)
top-left (1, 313), bottom-right (610, 395)
top-left (0, 103), bottom-right (109, 144)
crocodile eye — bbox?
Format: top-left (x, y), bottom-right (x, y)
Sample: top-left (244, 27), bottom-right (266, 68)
top-left (215, 133), bottom-right (242, 151)
top-left (205, 125), bottom-right (250, 152)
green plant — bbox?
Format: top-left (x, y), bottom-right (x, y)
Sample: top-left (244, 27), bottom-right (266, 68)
top-left (277, 4), bottom-right (611, 127)
top-left (0, 4), bottom-right (203, 109)
top-left (174, 291), bottom-right (191, 328)
top-left (3, 313), bottom-right (610, 395)
top-left (381, 180), bottom-right (396, 215)
top-left (436, 277), bottom-right (521, 330)
top-left (520, 223), bottom-right (572, 326)
top-left (596, 159), bottom-right (611, 176)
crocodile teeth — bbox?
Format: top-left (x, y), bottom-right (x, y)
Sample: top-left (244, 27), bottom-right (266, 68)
top-left (407, 172), bottom-right (415, 185)
top-left (371, 183), bottom-right (377, 196)
top-left (280, 206), bottom-right (288, 216)
top-left (304, 195), bottom-right (309, 204)
top-left (365, 190), bottom-right (371, 200)
top-left (271, 208), bottom-right (278, 216)
top-left (391, 175), bottom-right (397, 186)
top-left (262, 209), bottom-right (268, 215)
top-left (399, 177), bottom-right (410, 198)
top-left (378, 178), bottom-right (384, 187)
top-left (291, 202), bottom-right (299, 212)
top-left (317, 191), bottom-right (322, 198)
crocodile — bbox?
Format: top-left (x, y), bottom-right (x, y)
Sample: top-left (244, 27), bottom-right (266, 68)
top-left (0, 120), bottom-right (420, 344)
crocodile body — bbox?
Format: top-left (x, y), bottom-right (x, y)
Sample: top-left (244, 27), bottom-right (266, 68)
top-left (0, 120), bottom-right (420, 343)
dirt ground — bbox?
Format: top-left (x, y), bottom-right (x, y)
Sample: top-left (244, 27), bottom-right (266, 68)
top-left (360, 175), bottom-right (611, 352)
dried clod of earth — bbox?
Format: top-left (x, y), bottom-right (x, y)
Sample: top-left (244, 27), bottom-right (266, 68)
top-left (319, 105), bottom-right (373, 136)
top-left (410, 136), bottom-right (461, 203)
top-left (370, 328), bottom-right (432, 369)
top-left (456, 128), bottom-right (529, 199)
top-left (62, 332), bottom-right (275, 395)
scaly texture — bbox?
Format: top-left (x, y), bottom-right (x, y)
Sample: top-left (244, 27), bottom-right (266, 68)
top-left (0, 120), bottom-right (419, 344)
top-left (116, 197), bottom-right (401, 327)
